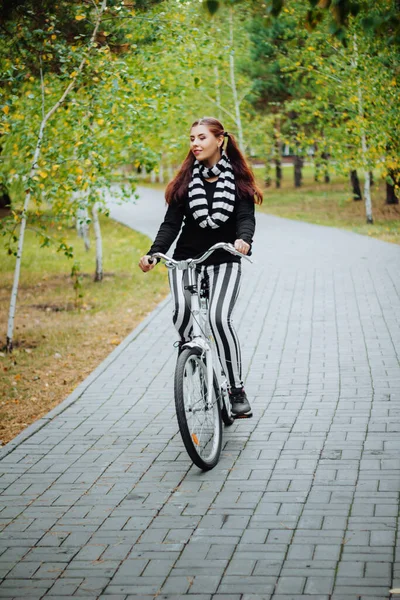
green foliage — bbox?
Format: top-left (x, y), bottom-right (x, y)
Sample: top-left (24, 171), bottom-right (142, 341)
top-left (0, 0), bottom-right (166, 259)
top-left (205, 0), bottom-right (400, 45)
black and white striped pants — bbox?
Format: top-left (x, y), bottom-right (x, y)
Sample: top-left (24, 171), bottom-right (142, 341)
top-left (168, 262), bottom-right (243, 389)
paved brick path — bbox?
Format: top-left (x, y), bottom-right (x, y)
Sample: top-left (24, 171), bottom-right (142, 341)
top-left (1, 189), bottom-right (400, 599)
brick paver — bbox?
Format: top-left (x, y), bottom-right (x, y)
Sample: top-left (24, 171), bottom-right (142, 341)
top-left (1, 189), bottom-right (400, 599)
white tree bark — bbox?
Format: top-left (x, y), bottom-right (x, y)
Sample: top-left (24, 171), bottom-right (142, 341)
top-left (229, 7), bottom-right (244, 153)
top-left (214, 65), bottom-right (223, 122)
top-left (76, 205), bottom-right (90, 251)
top-left (92, 202), bottom-right (103, 282)
top-left (6, 0), bottom-right (107, 352)
top-left (150, 170), bottom-right (156, 183)
top-left (353, 34), bottom-right (373, 224)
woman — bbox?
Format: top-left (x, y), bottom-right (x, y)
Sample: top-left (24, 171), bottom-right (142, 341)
top-left (139, 117), bottom-right (262, 418)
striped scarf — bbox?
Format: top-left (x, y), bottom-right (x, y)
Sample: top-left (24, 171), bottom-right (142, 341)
top-left (188, 152), bottom-right (235, 229)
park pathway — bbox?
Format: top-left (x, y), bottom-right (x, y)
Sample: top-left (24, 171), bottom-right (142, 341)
top-left (1, 187), bottom-right (400, 599)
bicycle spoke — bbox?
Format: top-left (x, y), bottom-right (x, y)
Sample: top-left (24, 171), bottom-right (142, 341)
top-left (178, 353), bottom-right (219, 460)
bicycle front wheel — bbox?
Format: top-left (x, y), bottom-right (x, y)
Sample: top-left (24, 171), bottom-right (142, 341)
top-left (174, 347), bottom-right (222, 470)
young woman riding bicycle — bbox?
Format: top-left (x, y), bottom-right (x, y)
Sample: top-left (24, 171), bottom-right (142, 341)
top-left (139, 116), bottom-right (263, 418)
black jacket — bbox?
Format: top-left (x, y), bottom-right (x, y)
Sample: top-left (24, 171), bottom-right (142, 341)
top-left (147, 180), bottom-right (256, 265)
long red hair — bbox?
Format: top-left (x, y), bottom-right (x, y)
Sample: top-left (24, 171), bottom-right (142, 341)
top-left (165, 117), bottom-right (263, 205)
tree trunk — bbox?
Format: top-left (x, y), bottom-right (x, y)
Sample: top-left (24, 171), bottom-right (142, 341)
top-left (92, 202), bottom-right (103, 282)
top-left (350, 170), bottom-right (362, 200)
top-left (229, 7), bottom-right (245, 152)
top-left (386, 170), bottom-right (399, 204)
top-left (158, 164), bottom-right (164, 184)
top-left (353, 34), bottom-right (373, 223)
top-left (76, 205), bottom-right (90, 251)
top-left (322, 152), bottom-right (330, 183)
top-left (294, 155), bottom-right (303, 188)
top-left (314, 142), bottom-right (321, 182)
top-left (214, 65), bottom-right (222, 122)
top-left (363, 166), bottom-right (373, 223)
top-left (273, 118), bottom-right (282, 188)
top-left (275, 158), bottom-right (282, 188)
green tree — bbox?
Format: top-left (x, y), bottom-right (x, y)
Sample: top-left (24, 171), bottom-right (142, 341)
top-left (0, 0), bottom-right (164, 351)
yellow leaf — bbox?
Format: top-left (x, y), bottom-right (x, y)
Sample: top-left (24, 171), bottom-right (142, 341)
top-left (75, 14), bottom-right (85, 20)
top-left (2, 105), bottom-right (9, 114)
top-left (70, 71), bottom-right (78, 78)
top-left (97, 118), bottom-right (104, 125)
top-left (38, 170), bottom-right (48, 179)
top-left (51, 34), bottom-right (56, 40)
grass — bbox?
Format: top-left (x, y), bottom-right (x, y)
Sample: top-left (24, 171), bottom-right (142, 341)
top-left (254, 165), bottom-right (400, 245)
top-left (0, 215), bottom-right (169, 445)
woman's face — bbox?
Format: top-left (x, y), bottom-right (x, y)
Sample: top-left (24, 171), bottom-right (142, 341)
top-left (190, 124), bottom-right (223, 166)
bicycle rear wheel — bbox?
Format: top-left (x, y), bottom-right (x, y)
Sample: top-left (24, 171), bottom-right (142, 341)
top-left (174, 347), bottom-right (222, 470)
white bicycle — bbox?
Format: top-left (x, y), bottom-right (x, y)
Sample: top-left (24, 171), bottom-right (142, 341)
top-left (150, 242), bottom-right (251, 470)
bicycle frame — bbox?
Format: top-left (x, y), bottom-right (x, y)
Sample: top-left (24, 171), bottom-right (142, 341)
top-left (150, 242), bottom-right (252, 412)
top-left (180, 265), bottom-right (215, 411)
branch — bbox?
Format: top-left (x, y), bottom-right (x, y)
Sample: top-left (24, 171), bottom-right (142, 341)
top-left (238, 86), bottom-right (253, 106)
top-left (293, 65), bottom-right (343, 84)
top-left (41, 0), bottom-right (107, 130)
top-left (203, 93), bottom-right (236, 121)
top-left (39, 58), bottom-right (45, 120)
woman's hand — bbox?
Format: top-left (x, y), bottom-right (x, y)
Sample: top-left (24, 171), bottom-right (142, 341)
top-left (234, 239), bottom-right (250, 255)
top-left (139, 255), bottom-right (156, 272)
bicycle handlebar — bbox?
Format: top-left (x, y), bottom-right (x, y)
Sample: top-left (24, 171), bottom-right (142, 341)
top-left (149, 242), bottom-right (252, 268)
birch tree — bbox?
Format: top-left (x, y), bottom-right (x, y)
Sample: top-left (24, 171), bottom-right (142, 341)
top-left (92, 202), bottom-right (103, 282)
top-left (352, 34), bottom-right (373, 223)
top-left (4, 0), bottom-right (107, 352)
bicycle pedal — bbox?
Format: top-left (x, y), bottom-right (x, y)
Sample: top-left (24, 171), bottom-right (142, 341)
top-left (234, 412), bottom-right (253, 419)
